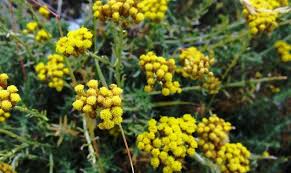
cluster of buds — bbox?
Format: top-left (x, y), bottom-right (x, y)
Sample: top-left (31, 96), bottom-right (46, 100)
top-left (216, 143), bottom-right (251, 173)
top-left (177, 47), bottom-right (215, 80)
top-left (197, 115), bottom-right (233, 159)
top-left (137, 0), bottom-right (169, 21)
top-left (0, 163), bottom-right (16, 173)
top-left (139, 51), bottom-right (182, 96)
top-left (35, 54), bottom-right (70, 92)
top-left (35, 29), bottom-right (51, 42)
top-left (23, 21), bottom-right (51, 42)
top-left (0, 73), bottom-right (21, 122)
top-left (38, 5), bottom-right (50, 18)
top-left (56, 27), bottom-right (93, 57)
top-left (242, 0), bottom-right (287, 35)
top-left (93, 0), bottom-right (145, 24)
top-left (72, 80), bottom-right (124, 130)
top-left (274, 40), bottom-right (291, 62)
top-left (137, 114), bottom-right (198, 173)
top-left (202, 73), bottom-right (221, 95)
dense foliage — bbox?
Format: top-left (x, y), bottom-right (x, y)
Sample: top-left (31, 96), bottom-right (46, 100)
top-left (0, 0), bottom-right (291, 173)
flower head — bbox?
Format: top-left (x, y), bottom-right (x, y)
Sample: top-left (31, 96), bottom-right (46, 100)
top-left (56, 27), bottom-right (93, 57)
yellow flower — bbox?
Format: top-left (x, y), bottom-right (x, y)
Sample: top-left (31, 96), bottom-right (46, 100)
top-left (73, 80), bottom-right (124, 130)
top-left (242, 0), bottom-right (285, 35)
top-left (0, 74), bottom-right (21, 122)
top-left (137, 0), bottom-right (169, 21)
top-left (0, 162), bottom-right (16, 173)
top-left (87, 80), bottom-right (99, 89)
top-left (216, 143), bottom-right (251, 173)
top-left (35, 54), bottom-right (69, 91)
top-left (72, 100), bottom-right (84, 111)
top-left (136, 114), bottom-right (197, 171)
top-left (10, 93), bottom-right (21, 103)
top-left (197, 114), bottom-right (232, 160)
top-left (56, 27), bottom-right (93, 57)
top-left (7, 85), bottom-right (18, 93)
top-left (93, 0), bottom-right (145, 24)
top-left (139, 52), bottom-right (181, 96)
top-left (274, 40), bottom-right (291, 62)
top-left (38, 6), bottom-right (50, 18)
top-left (35, 29), bottom-right (51, 42)
top-left (26, 21), bottom-right (38, 32)
top-left (0, 90), bottom-right (9, 99)
top-left (1, 100), bottom-right (12, 111)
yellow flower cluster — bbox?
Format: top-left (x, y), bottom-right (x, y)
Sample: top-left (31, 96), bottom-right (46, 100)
top-left (177, 47), bottom-right (215, 80)
top-left (93, 0), bottom-right (145, 23)
top-left (35, 29), bottom-right (51, 42)
top-left (35, 54), bottom-right (69, 92)
top-left (23, 21), bottom-right (51, 42)
top-left (25, 21), bottom-right (38, 33)
top-left (72, 80), bottom-right (123, 130)
top-left (274, 40), bottom-right (291, 62)
top-left (139, 52), bottom-right (182, 96)
top-left (0, 73), bottom-right (21, 122)
top-left (0, 163), bottom-right (16, 173)
top-left (38, 6), bottom-right (50, 18)
top-left (136, 114), bottom-right (198, 173)
top-left (197, 115), bottom-right (232, 159)
top-left (56, 27), bottom-right (93, 57)
top-left (137, 0), bottom-right (168, 21)
top-left (202, 73), bottom-right (221, 95)
top-left (216, 143), bottom-right (251, 173)
top-left (242, 0), bottom-right (286, 35)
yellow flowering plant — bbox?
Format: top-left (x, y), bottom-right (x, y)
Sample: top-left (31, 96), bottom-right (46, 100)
top-left (35, 54), bottom-right (70, 92)
top-left (0, 73), bottom-right (21, 122)
top-left (197, 114), bottom-right (233, 159)
top-left (38, 6), bottom-right (50, 18)
top-left (1, 0), bottom-right (291, 173)
top-left (139, 51), bottom-right (182, 96)
top-left (72, 80), bottom-right (124, 130)
top-left (274, 40), bottom-right (291, 62)
top-left (93, 0), bottom-right (145, 24)
top-left (136, 114), bottom-right (198, 172)
top-left (0, 163), bottom-right (16, 173)
top-left (56, 27), bottom-right (93, 57)
top-left (216, 143), bottom-right (251, 173)
top-left (242, 0), bottom-right (288, 35)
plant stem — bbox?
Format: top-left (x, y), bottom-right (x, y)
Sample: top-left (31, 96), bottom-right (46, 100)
top-left (0, 128), bottom-right (45, 147)
top-left (95, 58), bottom-right (108, 87)
top-left (113, 27), bottom-right (124, 87)
top-left (192, 153), bottom-right (220, 173)
top-left (82, 116), bottom-right (97, 164)
top-left (82, 115), bottom-right (105, 173)
top-left (87, 52), bottom-right (112, 66)
top-left (149, 76), bottom-right (287, 95)
top-left (64, 57), bottom-right (77, 86)
top-left (152, 101), bottom-right (197, 108)
top-left (118, 124), bottom-right (135, 173)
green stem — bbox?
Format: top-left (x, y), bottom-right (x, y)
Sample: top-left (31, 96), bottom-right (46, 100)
top-left (95, 58), bottom-right (108, 87)
top-left (152, 101), bottom-right (197, 108)
top-left (149, 76), bottom-right (287, 95)
top-left (64, 57), bottom-right (77, 86)
top-left (224, 76), bottom-right (287, 88)
top-left (87, 52), bottom-right (112, 66)
top-left (250, 154), bottom-right (278, 160)
top-left (192, 153), bottom-right (220, 173)
top-left (113, 27), bottom-right (124, 87)
top-left (0, 129), bottom-right (44, 147)
top-left (14, 105), bottom-right (48, 122)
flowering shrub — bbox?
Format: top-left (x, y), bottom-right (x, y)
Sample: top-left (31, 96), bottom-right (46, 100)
top-left (0, 0), bottom-right (290, 173)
